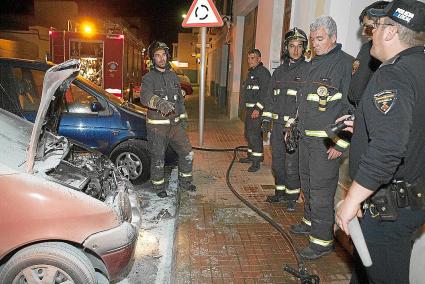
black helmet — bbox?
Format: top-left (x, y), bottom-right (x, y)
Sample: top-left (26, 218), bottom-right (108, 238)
top-left (148, 41), bottom-right (170, 61)
top-left (282, 27), bottom-right (308, 60)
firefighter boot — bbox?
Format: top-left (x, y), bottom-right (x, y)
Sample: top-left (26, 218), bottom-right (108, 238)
top-left (248, 161), bottom-right (261, 172)
top-left (299, 245), bottom-right (334, 260)
top-left (290, 222), bottom-right (311, 235)
top-left (266, 189), bottom-right (286, 203)
top-left (180, 181), bottom-right (197, 192)
top-left (239, 156), bottom-right (252, 163)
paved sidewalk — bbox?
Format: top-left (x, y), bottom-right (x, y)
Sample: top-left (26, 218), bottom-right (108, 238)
top-left (173, 92), bottom-right (353, 284)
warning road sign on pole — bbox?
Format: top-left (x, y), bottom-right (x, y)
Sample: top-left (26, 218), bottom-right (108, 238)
top-left (182, 0), bottom-right (223, 145)
top-left (182, 0), bottom-right (224, 28)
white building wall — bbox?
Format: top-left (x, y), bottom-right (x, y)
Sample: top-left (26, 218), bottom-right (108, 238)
top-left (291, 0), bottom-right (383, 57)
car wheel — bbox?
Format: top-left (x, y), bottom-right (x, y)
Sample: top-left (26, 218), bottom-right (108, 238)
top-left (0, 242), bottom-right (97, 284)
top-left (181, 88), bottom-right (187, 97)
top-left (110, 140), bottom-right (150, 184)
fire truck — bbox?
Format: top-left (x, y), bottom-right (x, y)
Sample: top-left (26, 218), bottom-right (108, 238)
top-left (49, 28), bottom-right (146, 98)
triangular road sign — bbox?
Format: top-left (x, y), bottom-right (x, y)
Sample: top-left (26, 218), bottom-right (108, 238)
top-left (182, 0), bottom-right (224, 28)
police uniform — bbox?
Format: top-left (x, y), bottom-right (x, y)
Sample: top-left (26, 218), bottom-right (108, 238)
top-left (296, 43), bottom-right (353, 256)
top-left (241, 62), bottom-right (271, 167)
top-left (348, 40), bottom-right (381, 107)
top-left (262, 58), bottom-right (308, 204)
top-left (141, 65), bottom-right (194, 196)
top-left (349, 46), bottom-right (425, 283)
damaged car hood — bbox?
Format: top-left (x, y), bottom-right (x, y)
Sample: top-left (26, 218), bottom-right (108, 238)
top-left (26, 59), bottom-right (80, 173)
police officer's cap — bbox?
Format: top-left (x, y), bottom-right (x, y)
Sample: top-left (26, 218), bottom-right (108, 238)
top-left (368, 0), bottom-right (425, 32)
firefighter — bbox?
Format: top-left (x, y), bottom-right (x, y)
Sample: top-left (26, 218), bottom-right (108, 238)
top-left (348, 1), bottom-right (388, 107)
top-left (239, 49), bottom-right (271, 172)
top-left (262, 28), bottom-right (309, 212)
top-left (290, 16), bottom-right (354, 260)
top-left (140, 41), bottom-right (196, 198)
top-left (336, 1), bottom-right (425, 282)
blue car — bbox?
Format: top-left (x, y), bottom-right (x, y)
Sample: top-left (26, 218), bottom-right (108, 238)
top-left (0, 58), bottom-right (175, 183)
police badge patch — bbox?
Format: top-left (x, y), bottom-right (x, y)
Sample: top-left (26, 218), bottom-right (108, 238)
top-left (373, 90), bottom-right (397, 114)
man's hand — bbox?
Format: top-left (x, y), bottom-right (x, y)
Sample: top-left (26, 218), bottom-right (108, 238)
top-left (156, 99), bottom-right (175, 116)
top-left (335, 115), bottom-right (354, 133)
top-left (251, 109), bottom-right (260, 119)
top-left (336, 199), bottom-right (361, 235)
top-left (261, 120), bottom-right (272, 133)
top-left (327, 147), bottom-right (342, 160)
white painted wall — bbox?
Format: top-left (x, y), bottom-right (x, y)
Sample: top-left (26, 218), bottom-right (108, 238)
top-left (291, 0), bottom-right (381, 57)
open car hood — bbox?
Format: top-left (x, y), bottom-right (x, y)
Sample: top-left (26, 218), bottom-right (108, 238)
top-left (26, 59), bottom-right (80, 173)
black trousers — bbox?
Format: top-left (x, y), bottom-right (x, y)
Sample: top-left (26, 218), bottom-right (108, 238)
top-left (299, 137), bottom-right (340, 250)
top-left (350, 208), bottom-right (425, 284)
top-left (244, 108), bottom-right (263, 162)
top-left (270, 122), bottom-right (300, 199)
top-left (147, 123), bottom-right (193, 191)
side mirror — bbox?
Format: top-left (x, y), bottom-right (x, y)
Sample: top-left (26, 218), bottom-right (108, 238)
top-left (90, 101), bottom-right (103, 112)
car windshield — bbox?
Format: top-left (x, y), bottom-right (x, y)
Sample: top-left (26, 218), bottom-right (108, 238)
top-left (76, 75), bottom-right (125, 106)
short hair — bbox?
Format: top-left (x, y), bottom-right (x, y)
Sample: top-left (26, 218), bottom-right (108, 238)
top-left (310, 16), bottom-right (337, 39)
top-left (384, 17), bottom-right (425, 47)
top-left (358, 1), bottom-right (389, 24)
top-left (248, 48), bottom-right (261, 57)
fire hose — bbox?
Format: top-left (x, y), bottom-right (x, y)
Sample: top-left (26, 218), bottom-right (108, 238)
top-left (192, 145), bottom-right (320, 284)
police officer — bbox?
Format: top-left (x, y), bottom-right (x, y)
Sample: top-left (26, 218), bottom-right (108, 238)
top-left (239, 49), bottom-right (271, 172)
top-left (141, 41), bottom-right (196, 198)
top-left (336, 1), bottom-right (425, 283)
top-left (348, 1), bottom-right (387, 107)
top-left (262, 28), bottom-right (309, 212)
top-left (290, 16), bottom-right (354, 260)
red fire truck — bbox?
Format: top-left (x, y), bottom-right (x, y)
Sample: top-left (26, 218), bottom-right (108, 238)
top-left (49, 28), bottom-right (146, 98)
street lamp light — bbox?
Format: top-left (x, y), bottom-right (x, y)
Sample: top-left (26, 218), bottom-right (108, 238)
top-left (182, 14), bottom-right (187, 19)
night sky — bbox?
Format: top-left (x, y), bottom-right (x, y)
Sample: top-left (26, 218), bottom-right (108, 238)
top-left (76, 0), bottom-right (194, 46)
top-left (1, 0), bottom-right (194, 46)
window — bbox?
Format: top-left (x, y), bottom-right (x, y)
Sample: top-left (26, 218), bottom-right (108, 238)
top-left (12, 67), bottom-right (44, 112)
top-left (63, 83), bottom-right (100, 114)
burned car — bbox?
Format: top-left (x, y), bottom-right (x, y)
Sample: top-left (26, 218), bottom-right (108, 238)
top-left (0, 60), bottom-right (141, 283)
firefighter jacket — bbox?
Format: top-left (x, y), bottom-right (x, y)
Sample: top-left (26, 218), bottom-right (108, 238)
top-left (241, 62), bottom-right (271, 111)
top-left (348, 40), bottom-right (381, 107)
top-left (298, 44), bottom-right (354, 152)
top-left (140, 67), bottom-right (187, 124)
top-left (349, 46), bottom-right (425, 191)
top-left (262, 58), bottom-right (309, 127)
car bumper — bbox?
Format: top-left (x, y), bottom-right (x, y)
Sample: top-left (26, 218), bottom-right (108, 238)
top-left (83, 221), bottom-right (138, 280)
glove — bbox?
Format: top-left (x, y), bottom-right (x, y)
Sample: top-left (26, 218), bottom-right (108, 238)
top-left (261, 120), bottom-right (272, 133)
top-left (180, 119), bottom-right (188, 129)
top-left (156, 99), bottom-right (175, 116)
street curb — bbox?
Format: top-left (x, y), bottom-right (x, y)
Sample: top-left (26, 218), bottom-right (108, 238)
top-left (169, 186), bottom-right (182, 283)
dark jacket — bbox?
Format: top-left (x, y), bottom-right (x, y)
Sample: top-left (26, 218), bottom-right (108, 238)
top-left (241, 62), bottom-right (271, 111)
top-left (298, 44), bottom-right (354, 152)
top-left (141, 67), bottom-right (186, 121)
top-left (262, 58), bottom-right (309, 125)
top-left (350, 46), bottom-right (425, 191)
top-left (348, 40), bottom-right (381, 107)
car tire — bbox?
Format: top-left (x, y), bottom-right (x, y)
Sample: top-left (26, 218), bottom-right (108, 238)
top-left (110, 140), bottom-right (150, 184)
top-left (0, 242), bottom-right (97, 284)
top-left (181, 88), bottom-right (187, 97)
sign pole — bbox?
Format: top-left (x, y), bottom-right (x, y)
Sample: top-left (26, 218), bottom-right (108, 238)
top-left (199, 26), bottom-right (207, 146)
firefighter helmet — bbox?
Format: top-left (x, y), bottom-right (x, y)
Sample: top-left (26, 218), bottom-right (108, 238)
top-left (148, 41), bottom-right (170, 61)
top-left (282, 27), bottom-right (308, 60)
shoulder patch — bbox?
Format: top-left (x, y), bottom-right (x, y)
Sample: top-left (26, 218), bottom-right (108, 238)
top-left (373, 90), bottom-right (397, 114)
top-left (352, 60), bottom-right (360, 75)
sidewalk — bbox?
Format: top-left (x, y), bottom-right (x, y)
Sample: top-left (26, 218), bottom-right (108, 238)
top-left (173, 92), bottom-right (353, 283)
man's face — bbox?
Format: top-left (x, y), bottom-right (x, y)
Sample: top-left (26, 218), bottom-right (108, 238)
top-left (247, 53), bottom-right (261, 68)
top-left (310, 26), bottom-right (336, 56)
top-left (370, 17), bottom-right (392, 61)
top-left (287, 39), bottom-right (305, 60)
top-left (153, 49), bottom-right (167, 69)
top-left (362, 16), bottom-right (375, 39)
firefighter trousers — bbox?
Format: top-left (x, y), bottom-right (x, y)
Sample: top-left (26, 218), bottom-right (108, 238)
top-left (244, 108), bottom-right (263, 162)
top-left (147, 123), bottom-right (193, 192)
top-left (270, 123), bottom-right (300, 199)
top-left (299, 137), bottom-right (340, 251)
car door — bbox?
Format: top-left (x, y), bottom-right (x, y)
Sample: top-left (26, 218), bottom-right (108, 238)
top-left (59, 81), bottom-right (113, 154)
